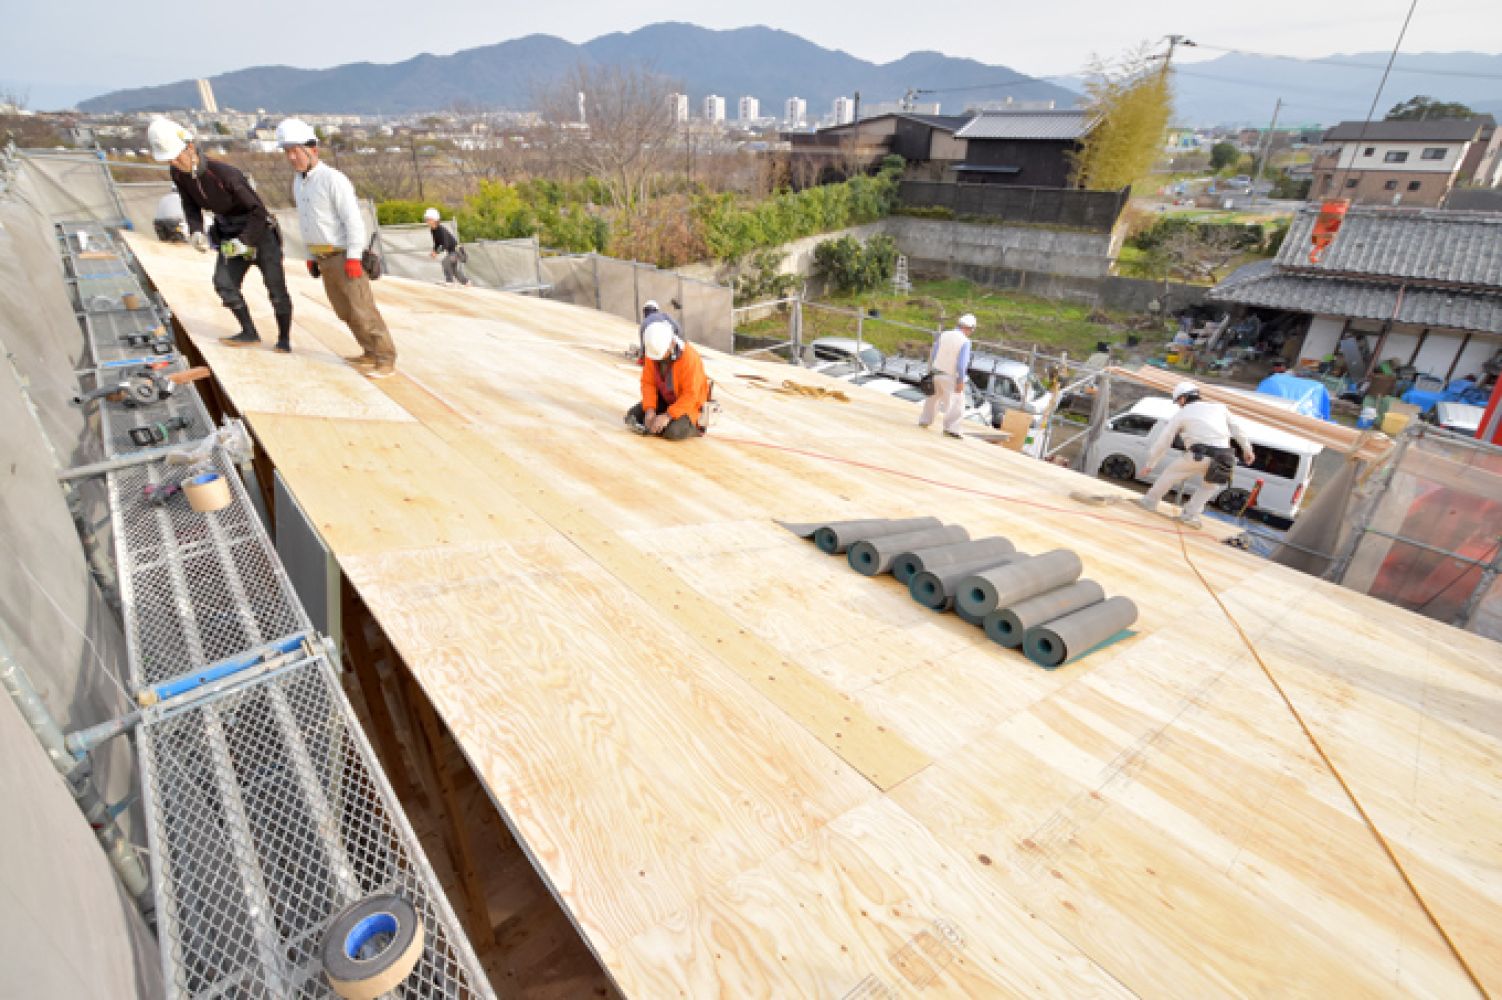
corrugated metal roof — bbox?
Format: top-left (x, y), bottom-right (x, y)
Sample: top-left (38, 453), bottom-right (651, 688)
top-left (1276, 207), bottom-right (1502, 286)
top-left (1323, 116), bottom-right (1493, 143)
top-left (954, 111), bottom-right (1100, 141)
top-left (1208, 266), bottom-right (1502, 335)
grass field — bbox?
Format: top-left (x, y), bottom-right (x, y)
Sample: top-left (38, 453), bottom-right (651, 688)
top-left (736, 278), bottom-right (1152, 359)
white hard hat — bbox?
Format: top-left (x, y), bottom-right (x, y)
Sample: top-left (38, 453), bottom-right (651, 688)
top-left (275, 118), bottom-right (317, 148)
top-left (147, 118), bottom-right (192, 162)
top-left (958, 313), bottom-right (977, 329)
top-left (1173, 380), bottom-right (1200, 401)
top-left (423, 207), bottom-right (440, 222)
top-left (643, 299), bottom-right (660, 312)
top-left (643, 321), bottom-right (677, 361)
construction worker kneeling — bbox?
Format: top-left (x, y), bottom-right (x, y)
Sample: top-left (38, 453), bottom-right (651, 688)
top-left (626, 321), bottom-right (711, 441)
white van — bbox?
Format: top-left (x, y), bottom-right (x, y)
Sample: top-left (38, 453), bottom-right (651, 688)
top-left (1085, 396), bottom-right (1323, 523)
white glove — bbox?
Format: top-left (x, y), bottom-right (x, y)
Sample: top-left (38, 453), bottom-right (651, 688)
top-left (189, 231), bottom-right (208, 252)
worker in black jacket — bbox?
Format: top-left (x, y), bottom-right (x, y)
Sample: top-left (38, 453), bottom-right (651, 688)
top-left (423, 208), bottom-right (470, 286)
top-left (149, 118), bottom-right (292, 351)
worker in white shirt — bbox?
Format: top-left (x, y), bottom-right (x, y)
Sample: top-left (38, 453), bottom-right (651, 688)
top-left (918, 313), bottom-right (975, 439)
top-left (275, 118), bottom-right (397, 378)
top-left (1139, 381), bottom-right (1256, 528)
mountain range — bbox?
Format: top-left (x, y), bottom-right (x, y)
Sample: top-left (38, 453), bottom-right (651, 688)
top-left (78, 24), bottom-right (1077, 117)
top-left (1051, 50), bottom-right (1502, 126)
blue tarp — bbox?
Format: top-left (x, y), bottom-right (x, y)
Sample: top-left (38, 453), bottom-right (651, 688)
top-left (1401, 378), bottom-right (1487, 414)
top-left (1254, 374), bottom-right (1331, 420)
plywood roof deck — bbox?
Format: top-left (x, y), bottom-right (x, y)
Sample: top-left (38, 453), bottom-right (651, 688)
top-left (127, 234), bottom-right (1502, 998)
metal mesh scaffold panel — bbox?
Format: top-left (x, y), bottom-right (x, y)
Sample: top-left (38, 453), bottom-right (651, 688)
top-left (108, 451), bottom-right (308, 689)
top-left (140, 654), bottom-right (491, 999)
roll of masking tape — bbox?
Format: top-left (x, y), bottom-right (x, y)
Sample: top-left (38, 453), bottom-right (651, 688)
top-left (322, 894), bottom-right (426, 1000)
top-left (184, 473), bottom-right (231, 513)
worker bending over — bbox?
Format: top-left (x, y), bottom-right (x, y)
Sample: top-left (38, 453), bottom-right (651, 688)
top-left (424, 208), bottom-right (470, 286)
top-left (149, 118), bottom-right (292, 351)
top-left (625, 321), bottom-right (709, 441)
top-left (918, 313), bottom-right (975, 438)
top-left (1139, 381), bottom-right (1255, 528)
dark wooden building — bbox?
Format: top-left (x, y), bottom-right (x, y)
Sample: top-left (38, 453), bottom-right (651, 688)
top-left (951, 110), bottom-right (1100, 186)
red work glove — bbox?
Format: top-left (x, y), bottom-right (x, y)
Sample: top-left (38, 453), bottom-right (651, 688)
top-left (306, 260), bottom-right (320, 278)
top-left (344, 258), bottom-right (364, 280)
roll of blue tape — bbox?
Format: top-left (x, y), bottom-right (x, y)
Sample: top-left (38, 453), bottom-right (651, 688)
top-left (322, 894), bottom-right (425, 1000)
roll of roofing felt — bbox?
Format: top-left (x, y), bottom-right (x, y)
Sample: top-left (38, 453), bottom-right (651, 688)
top-left (810, 516), bottom-right (943, 555)
top-left (983, 580), bottom-right (1106, 648)
top-left (891, 536), bottom-right (1016, 586)
top-left (910, 553), bottom-right (1024, 611)
top-left (848, 524), bottom-right (969, 576)
top-left (956, 550), bottom-right (1083, 620)
top-left (1023, 597), bottom-right (1139, 669)
top-left (955, 603), bottom-right (987, 627)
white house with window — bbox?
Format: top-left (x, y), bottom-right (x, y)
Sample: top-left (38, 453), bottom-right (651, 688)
top-left (1312, 116), bottom-right (1500, 207)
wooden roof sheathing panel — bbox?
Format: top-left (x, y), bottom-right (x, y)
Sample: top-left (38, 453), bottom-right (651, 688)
top-left (126, 234), bottom-right (1502, 997)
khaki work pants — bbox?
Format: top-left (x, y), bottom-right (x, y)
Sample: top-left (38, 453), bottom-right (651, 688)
top-left (918, 374), bottom-right (964, 434)
top-left (1143, 453), bottom-right (1222, 518)
top-left (318, 255), bottom-right (396, 364)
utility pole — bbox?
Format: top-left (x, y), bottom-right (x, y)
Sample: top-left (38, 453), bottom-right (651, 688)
top-left (409, 134), bottom-right (424, 200)
top-left (1252, 97), bottom-right (1283, 205)
top-left (1159, 35), bottom-right (1196, 80)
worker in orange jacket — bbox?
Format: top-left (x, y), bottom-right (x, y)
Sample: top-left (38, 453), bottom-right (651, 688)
top-left (625, 321), bottom-right (709, 440)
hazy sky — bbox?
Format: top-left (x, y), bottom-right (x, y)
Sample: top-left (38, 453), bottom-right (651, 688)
top-left (3, 0), bottom-right (1498, 108)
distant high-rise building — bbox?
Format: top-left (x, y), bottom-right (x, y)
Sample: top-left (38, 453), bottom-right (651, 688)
top-left (196, 78), bottom-right (218, 113)
top-left (738, 96), bottom-right (760, 122)
top-left (577, 91), bottom-right (587, 125)
top-left (833, 96), bottom-right (855, 125)
top-left (668, 93), bottom-right (689, 123)
top-left (702, 94), bottom-right (725, 122)
top-left (784, 97), bottom-right (807, 126)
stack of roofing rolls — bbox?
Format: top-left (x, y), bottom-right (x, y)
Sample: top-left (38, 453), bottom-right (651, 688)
top-left (781, 516), bottom-right (1137, 669)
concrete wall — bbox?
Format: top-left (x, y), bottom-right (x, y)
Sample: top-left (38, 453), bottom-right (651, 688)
top-left (883, 215), bottom-right (1115, 278)
top-left (0, 167), bottom-right (160, 998)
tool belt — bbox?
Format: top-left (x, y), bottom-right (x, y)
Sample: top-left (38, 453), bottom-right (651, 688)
top-left (1189, 443), bottom-right (1237, 485)
top-left (307, 244), bottom-right (344, 257)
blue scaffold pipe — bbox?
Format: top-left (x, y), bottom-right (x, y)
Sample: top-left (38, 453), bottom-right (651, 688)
top-left (144, 634), bottom-right (306, 705)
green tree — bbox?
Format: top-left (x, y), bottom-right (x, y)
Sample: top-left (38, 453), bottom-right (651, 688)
top-left (813, 234), bottom-right (899, 293)
top-left (1385, 95), bottom-right (1476, 121)
top-left (1209, 141), bottom-right (1239, 170)
top-left (1070, 44), bottom-right (1173, 192)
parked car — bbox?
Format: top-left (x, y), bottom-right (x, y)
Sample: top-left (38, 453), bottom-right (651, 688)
top-left (967, 355), bottom-right (1054, 416)
top-left (802, 337), bottom-right (884, 372)
top-left (1084, 396), bottom-right (1323, 523)
top-left (847, 373), bottom-right (992, 425)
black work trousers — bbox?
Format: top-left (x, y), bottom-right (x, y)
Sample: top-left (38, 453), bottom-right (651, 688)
top-left (213, 227), bottom-right (291, 322)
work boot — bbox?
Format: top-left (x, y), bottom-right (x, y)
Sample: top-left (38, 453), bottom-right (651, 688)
top-left (225, 305), bottom-right (260, 346)
top-left (346, 353), bottom-right (378, 368)
top-left (274, 311), bottom-right (292, 353)
top-left (944, 430), bottom-right (963, 439)
top-left (364, 364), bottom-right (396, 380)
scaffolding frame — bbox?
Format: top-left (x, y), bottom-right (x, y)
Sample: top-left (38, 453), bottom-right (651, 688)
top-left (53, 219), bottom-right (495, 999)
